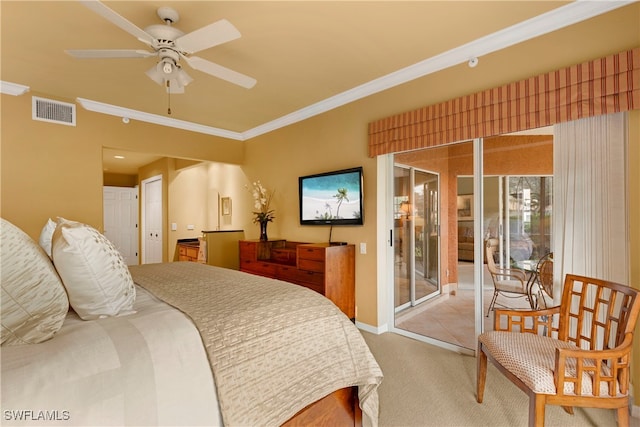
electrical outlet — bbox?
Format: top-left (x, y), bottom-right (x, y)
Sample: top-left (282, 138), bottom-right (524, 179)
top-left (187, 224), bottom-right (195, 230)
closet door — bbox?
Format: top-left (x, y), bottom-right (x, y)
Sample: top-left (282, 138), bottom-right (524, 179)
top-left (103, 186), bottom-right (138, 265)
top-left (142, 176), bottom-right (163, 264)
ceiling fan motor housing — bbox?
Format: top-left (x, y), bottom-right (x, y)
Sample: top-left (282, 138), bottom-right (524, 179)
top-left (157, 7), bottom-right (179, 24)
top-left (145, 25), bottom-right (185, 48)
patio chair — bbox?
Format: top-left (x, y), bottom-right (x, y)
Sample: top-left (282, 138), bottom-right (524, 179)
top-left (534, 253), bottom-right (553, 308)
top-left (477, 274), bottom-right (640, 427)
top-left (485, 238), bottom-right (531, 316)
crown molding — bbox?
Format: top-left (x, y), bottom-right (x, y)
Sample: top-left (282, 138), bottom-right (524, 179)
top-left (0, 81), bottom-right (30, 96)
top-left (242, 0), bottom-right (634, 139)
top-left (76, 98), bottom-right (244, 140)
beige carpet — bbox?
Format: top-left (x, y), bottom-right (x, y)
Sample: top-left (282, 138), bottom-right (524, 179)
top-left (362, 331), bottom-right (636, 427)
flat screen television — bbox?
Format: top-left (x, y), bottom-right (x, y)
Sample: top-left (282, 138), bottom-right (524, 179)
top-left (299, 167), bottom-right (364, 226)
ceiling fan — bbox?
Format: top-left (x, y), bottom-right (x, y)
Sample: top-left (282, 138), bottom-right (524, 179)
top-left (66, 0), bottom-right (257, 94)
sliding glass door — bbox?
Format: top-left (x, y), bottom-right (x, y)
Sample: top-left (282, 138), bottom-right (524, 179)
top-left (393, 165), bottom-right (439, 313)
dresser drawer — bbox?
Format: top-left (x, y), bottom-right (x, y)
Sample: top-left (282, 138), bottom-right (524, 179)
top-left (276, 264), bottom-right (299, 282)
top-left (298, 259), bottom-right (325, 273)
top-left (298, 281), bottom-right (325, 295)
top-left (241, 260), bottom-right (278, 278)
top-left (277, 265), bottom-right (324, 286)
top-left (178, 244), bottom-right (199, 262)
top-left (297, 245), bottom-right (326, 261)
top-left (271, 248), bottom-right (296, 265)
top-left (239, 241), bottom-right (257, 259)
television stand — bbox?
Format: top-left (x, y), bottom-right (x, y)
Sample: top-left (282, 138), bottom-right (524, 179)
top-left (239, 239), bottom-right (355, 319)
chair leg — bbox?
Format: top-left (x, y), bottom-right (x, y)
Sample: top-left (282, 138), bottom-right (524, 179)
top-left (617, 405), bottom-right (630, 427)
top-left (528, 394), bottom-right (545, 427)
top-left (486, 290), bottom-right (498, 317)
top-left (476, 344), bottom-right (487, 403)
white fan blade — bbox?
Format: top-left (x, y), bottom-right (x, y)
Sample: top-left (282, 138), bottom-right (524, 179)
top-left (80, 0), bottom-right (154, 46)
top-left (175, 19), bottom-right (241, 54)
top-left (184, 56), bottom-right (256, 89)
top-left (66, 49), bottom-right (156, 59)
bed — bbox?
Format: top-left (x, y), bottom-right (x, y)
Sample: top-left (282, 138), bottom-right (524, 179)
top-left (1, 218), bottom-right (383, 426)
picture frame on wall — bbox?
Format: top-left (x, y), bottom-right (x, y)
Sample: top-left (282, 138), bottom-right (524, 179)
top-left (457, 194), bottom-right (473, 220)
top-left (221, 197), bottom-right (232, 216)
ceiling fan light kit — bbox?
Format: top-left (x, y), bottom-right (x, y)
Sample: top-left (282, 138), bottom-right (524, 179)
top-left (68, 0), bottom-right (256, 93)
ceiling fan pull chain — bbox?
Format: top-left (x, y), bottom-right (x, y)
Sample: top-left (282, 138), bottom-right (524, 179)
top-left (166, 81), bottom-right (172, 115)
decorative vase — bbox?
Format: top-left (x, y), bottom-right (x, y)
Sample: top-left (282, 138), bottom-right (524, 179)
top-left (259, 220), bottom-right (268, 241)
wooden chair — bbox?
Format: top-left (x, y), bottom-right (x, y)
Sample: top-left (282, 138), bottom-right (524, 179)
top-left (485, 238), bottom-right (531, 316)
top-left (477, 274), bottom-right (640, 427)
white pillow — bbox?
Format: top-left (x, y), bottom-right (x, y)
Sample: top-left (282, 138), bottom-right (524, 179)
top-left (38, 218), bottom-right (57, 258)
top-left (1, 218), bottom-right (69, 345)
top-left (52, 218), bottom-right (136, 320)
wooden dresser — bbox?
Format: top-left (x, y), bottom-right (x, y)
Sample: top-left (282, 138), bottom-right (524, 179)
top-left (239, 240), bottom-right (355, 319)
top-left (177, 239), bottom-right (200, 262)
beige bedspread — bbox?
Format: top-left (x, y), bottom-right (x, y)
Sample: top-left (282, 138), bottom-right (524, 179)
top-left (1, 286), bottom-right (222, 426)
top-left (129, 262), bottom-right (383, 427)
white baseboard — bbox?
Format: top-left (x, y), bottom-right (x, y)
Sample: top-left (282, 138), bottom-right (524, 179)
top-left (356, 321), bottom-right (388, 335)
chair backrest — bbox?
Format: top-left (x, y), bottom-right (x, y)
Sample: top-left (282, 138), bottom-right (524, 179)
top-left (485, 238), bottom-right (499, 275)
top-left (559, 274), bottom-right (640, 351)
top-left (538, 259), bottom-right (553, 297)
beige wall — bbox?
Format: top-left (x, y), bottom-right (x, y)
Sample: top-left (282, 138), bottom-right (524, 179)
top-left (1, 94), bottom-right (104, 238)
top-left (0, 91), bottom-right (244, 240)
top-left (104, 173), bottom-right (137, 187)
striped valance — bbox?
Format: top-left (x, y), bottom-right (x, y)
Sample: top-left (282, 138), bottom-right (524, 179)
top-left (368, 48), bottom-right (639, 157)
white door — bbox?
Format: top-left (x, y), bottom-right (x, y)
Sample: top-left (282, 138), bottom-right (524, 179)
top-left (103, 186), bottom-right (139, 265)
top-left (142, 176), bottom-right (163, 264)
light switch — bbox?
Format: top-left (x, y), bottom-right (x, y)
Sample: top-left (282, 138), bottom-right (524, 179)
top-left (360, 243), bottom-right (367, 254)
top-left (171, 223), bottom-right (177, 231)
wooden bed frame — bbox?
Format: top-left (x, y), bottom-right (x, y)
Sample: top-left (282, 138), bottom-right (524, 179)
top-left (283, 387), bottom-right (361, 427)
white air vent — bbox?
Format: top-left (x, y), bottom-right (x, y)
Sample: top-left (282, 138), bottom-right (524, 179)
top-left (32, 96), bottom-right (76, 126)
